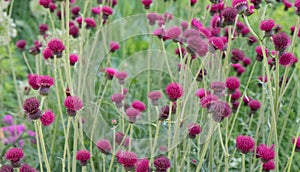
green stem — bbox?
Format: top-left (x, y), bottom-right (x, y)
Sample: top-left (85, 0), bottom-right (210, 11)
top-left (72, 118), bottom-right (79, 172)
top-left (22, 52), bottom-right (33, 74)
top-left (34, 120), bottom-right (44, 172)
top-left (37, 120), bottom-right (51, 172)
top-left (242, 154), bottom-right (245, 172)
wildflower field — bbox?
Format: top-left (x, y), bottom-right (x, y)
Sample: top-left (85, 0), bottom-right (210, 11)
top-left (1, 0), bottom-right (300, 171)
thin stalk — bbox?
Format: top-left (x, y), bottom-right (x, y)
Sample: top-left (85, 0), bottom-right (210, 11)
top-left (242, 154), bottom-right (245, 172)
top-left (160, 39), bottom-right (175, 80)
top-left (22, 52), bottom-right (33, 74)
top-left (150, 120), bottom-right (161, 164)
top-left (72, 118), bottom-right (79, 172)
top-left (37, 120), bottom-right (51, 172)
top-left (34, 120), bottom-right (44, 172)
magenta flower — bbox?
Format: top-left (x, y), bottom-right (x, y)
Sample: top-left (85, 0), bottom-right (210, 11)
top-left (40, 110), bottom-right (55, 126)
top-left (255, 46), bottom-right (268, 61)
top-left (187, 123), bottom-right (202, 139)
top-left (191, 0), bottom-right (198, 6)
top-left (295, 0), bottom-right (300, 15)
top-left (225, 76), bottom-right (240, 94)
top-left (231, 89), bottom-right (241, 102)
top-left (37, 75), bottom-right (54, 96)
top-left (105, 67), bottom-right (116, 80)
top-left (20, 164), bottom-right (36, 172)
top-left (236, 135), bottom-right (255, 154)
top-left (39, 24), bottom-right (48, 35)
top-left (16, 40), bottom-right (26, 51)
top-left (115, 71), bottom-right (127, 85)
top-left (69, 54), bottom-right (79, 66)
top-left (259, 19), bottom-right (275, 36)
top-left (135, 159), bottom-right (150, 172)
top-left (272, 32), bottom-right (290, 53)
top-left (23, 97), bottom-right (41, 120)
top-left (5, 147), bottom-right (24, 167)
top-left (191, 18), bottom-right (202, 30)
top-left (210, 81), bottom-right (226, 97)
top-left (165, 82), bottom-right (184, 102)
top-left (117, 151), bottom-right (138, 171)
top-left (232, 0), bottom-right (248, 13)
top-left (109, 41), bottom-right (120, 52)
top-left (200, 95), bottom-right (218, 108)
top-left (0, 164), bottom-right (13, 171)
top-left (39, 0), bottom-right (51, 8)
top-left (279, 52), bottom-right (294, 67)
top-left (231, 49), bottom-right (245, 64)
top-left (76, 150), bottom-right (90, 166)
top-left (101, 6), bottom-right (113, 20)
top-left (84, 18), bottom-right (97, 29)
top-left (49, 3), bottom-right (57, 12)
top-left (64, 96), bottom-right (83, 117)
top-left (222, 7), bottom-right (237, 26)
top-left (47, 38), bottom-right (65, 57)
top-left (210, 101), bottom-right (232, 122)
top-left (195, 88), bottom-right (210, 99)
top-left (209, 37), bottom-right (224, 51)
top-left (148, 90), bottom-right (162, 105)
top-left (71, 6), bottom-right (80, 18)
top-left (111, 93), bottom-right (125, 108)
top-left (141, 0), bottom-right (152, 9)
top-left (262, 160), bottom-right (275, 171)
top-left (91, 7), bottom-right (101, 15)
top-left (126, 107), bottom-right (140, 123)
top-left (42, 47), bottom-right (54, 60)
top-left (147, 12), bottom-right (158, 25)
top-left (3, 114), bottom-right (13, 125)
top-left (96, 139), bottom-right (112, 154)
top-left (132, 100), bottom-right (146, 111)
top-left (29, 75), bottom-right (47, 88)
top-left (256, 144), bottom-right (275, 162)
top-left (154, 156), bottom-right (171, 172)
top-left (187, 36), bottom-right (209, 57)
top-left (165, 26), bottom-right (182, 42)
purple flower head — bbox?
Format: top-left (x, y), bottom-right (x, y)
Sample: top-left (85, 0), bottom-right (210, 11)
top-left (111, 93), bottom-right (125, 108)
top-left (64, 96), bottom-right (83, 117)
top-left (187, 123), bottom-right (201, 139)
top-left (39, 0), bottom-right (51, 8)
top-left (148, 90), bottom-right (162, 105)
top-left (236, 135), bottom-right (255, 154)
top-left (40, 110), bottom-right (55, 126)
top-left (91, 7), bottom-right (101, 15)
top-left (47, 38), bottom-right (65, 57)
top-left (42, 47), bottom-right (54, 60)
top-left (105, 67), bottom-right (116, 80)
top-left (3, 115), bottom-right (13, 125)
top-left (187, 36), bottom-right (209, 57)
top-left (0, 164), bottom-right (14, 172)
top-left (231, 49), bottom-right (245, 64)
top-left (39, 24), bottom-right (48, 35)
top-left (76, 150), bottom-right (90, 166)
top-left (16, 40), bottom-right (26, 51)
top-left (256, 144), bottom-right (275, 162)
top-left (20, 164), bottom-right (36, 172)
top-left (153, 156), bottom-right (171, 172)
top-left (5, 147), bottom-right (24, 168)
top-left (232, 0), bottom-right (248, 14)
top-left (209, 37), bottom-right (224, 51)
top-left (142, 0), bottom-right (152, 9)
top-left (200, 95), bottom-right (218, 109)
top-left (222, 7), bottom-right (237, 26)
top-left (109, 41), bottom-right (120, 52)
top-left (126, 107), bottom-right (140, 123)
top-left (135, 159), bottom-right (150, 172)
top-left (23, 97), bottom-right (41, 120)
top-left (117, 151), bottom-right (138, 171)
top-left (101, 6), bottom-right (113, 20)
top-left (195, 88), bottom-right (210, 99)
top-left (96, 139), bottom-right (112, 154)
top-left (115, 71), bottom-right (127, 84)
top-left (209, 101), bottom-right (231, 122)
top-left (69, 25), bottom-right (79, 38)
top-left (37, 75), bottom-right (54, 96)
top-left (210, 81), bottom-right (226, 97)
top-left (191, 18), bottom-right (202, 30)
top-left (165, 82), bottom-right (184, 102)
top-left (69, 54), bottom-right (79, 66)
top-left (279, 52), bottom-right (294, 67)
top-left (226, 76), bottom-right (240, 93)
top-left (165, 26), bottom-right (182, 42)
top-left (84, 18), bottom-right (97, 29)
top-left (263, 160), bottom-right (275, 171)
top-left (132, 100), bottom-right (146, 111)
top-left (272, 32), bottom-right (290, 53)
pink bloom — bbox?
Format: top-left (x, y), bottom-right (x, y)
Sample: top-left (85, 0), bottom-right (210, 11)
top-left (39, 0), bottom-right (51, 8)
top-left (232, 0), bottom-right (248, 13)
top-left (76, 150), bottom-right (90, 166)
top-left (187, 123), bottom-right (201, 139)
top-left (42, 47), bottom-right (54, 60)
top-left (259, 19), bottom-right (275, 31)
top-left (109, 41), bottom-right (120, 52)
top-left (101, 6), bottom-right (113, 19)
top-left (135, 159), bottom-right (149, 172)
top-left (222, 7), bottom-right (237, 26)
top-left (225, 76), bottom-right (240, 93)
top-left (91, 7), bottom-right (101, 15)
top-left (263, 160), bottom-right (275, 171)
top-left (117, 151), bottom-right (138, 170)
top-left (165, 26), bottom-right (182, 41)
top-left (165, 82), bottom-right (184, 101)
top-left (84, 18), bottom-right (97, 29)
top-left (272, 32), bottom-right (290, 52)
top-left (96, 139), bottom-right (112, 154)
top-left (64, 96), bottom-right (83, 116)
top-left (210, 101), bottom-right (231, 122)
top-left (256, 144), bottom-right (275, 162)
top-left (195, 88), bottom-right (210, 99)
top-left (40, 110), bottom-right (55, 126)
top-left (132, 100), bottom-right (146, 111)
top-left (69, 54), bottom-right (79, 66)
top-left (23, 97), bottom-right (41, 120)
top-left (28, 74), bottom-right (40, 90)
top-left (47, 38), bottom-right (65, 57)
top-left (125, 107), bottom-right (140, 123)
top-left (236, 135), bottom-right (255, 154)
top-left (37, 75), bottom-right (54, 96)
top-left (141, 0), bottom-right (152, 9)
top-left (111, 93), bottom-right (125, 108)
top-left (279, 52), bottom-right (294, 67)
top-left (209, 37), bottom-right (224, 50)
top-left (154, 156), bottom-right (171, 172)
top-left (16, 40), bottom-right (26, 51)
top-left (200, 95), bottom-right (218, 108)
top-left (105, 67), bottom-right (116, 80)
top-left (148, 90), bottom-right (162, 105)
top-left (5, 147), bottom-right (24, 167)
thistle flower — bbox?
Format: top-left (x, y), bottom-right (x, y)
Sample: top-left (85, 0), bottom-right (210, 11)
top-left (191, 0), bottom-right (198, 6)
top-left (5, 147), bottom-right (24, 168)
top-left (132, 100), bottom-right (146, 112)
top-left (153, 27), bottom-right (165, 39)
top-left (135, 159), bottom-right (150, 172)
top-left (200, 95), bottom-right (218, 108)
top-left (262, 160), bottom-right (275, 172)
top-left (141, 0), bottom-right (152, 9)
top-left (47, 38), bottom-right (65, 57)
top-left (187, 123), bottom-right (201, 139)
top-left (39, 0), bottom-right (51, 8)
top-left (20, 163), bottom-right (36, 172)
top-left (242, 57), bottom-right (252, 67)
top-left (232, 0), bottom-right (248, 14)
top-left (23, 97), bottom-right (41, 120)
top-left (49, 3), bottom-right (57, 12)
top-left (236, 135), bottom-right (255, 154)
top-left (248, 35), bottom-right (257, 45)
top-left (117, 151), bottom-right (138, 171)
top-left (76, 150), bottom-right (90, 166)
top-left (165, 26), bottom-right (182, 42)
top-left (209, 37), bottom-right (224, 52)
top-left (126, 107), bottom-right (140, 123)
top-left (109, 41), bottom-right (120, 52)
top-left (101, 6), bottom-right (113, 20)
top-left (40, 110), bottom-right (55, 126)
top-left (209, 101), bottom-right (231, 122)
top-left (146, 13), bottom-right (158, 25)
top-left (279, 52), bottom-right (294, 67)
top-left (231, 49), bottom-right (245, 64)
top-left (96, 139), bottom-right (112, 154)
top-left (148, 90), bottom-right (162, 105)
top-left (256, 144), bottom-right (275, 162)
top-left (231, 89), bottom-right (241, 102)
top-left (295, 0), bottom-right (300, 15)
top-left (255, 46), bottom-right (268, 62)
top-left (222, 7), bottom-right (237, 26)
top-left (39, 24), bottom-right (48, 35)
top-left (84, 18), bottom-right (97, 29)
top-left (195, 88), bottom-right (210, 99)
top-left (64, 96), bottom-right (83, 117)
top-left (191, 18), bottom-right (202, 30)
top-left (115, 71), bottom-right (127, 85)
top-left (153, 156), bottom-right (171, 172)
top-left (259, 19), bottom-right (275, 36)
top-left (27, 74), bottom-right (40, 90)
top-left (226, 76), bottom-right (240, 93)
top-left (272, 32), bottom-right (290, 53)
top-left (69, 25), bottom-right (79, 38)
top-left (165, 82), bottom-right (184, 102)
top-left (3, 114), bottom-right (13, 125)
top-left (0, 164), bottom-right (14, 172)
top-left (187, 36), bottom-right (209, 57)
top-left (111, 93), bottom-right (125, 108)
top-left (210, 81), bottom-right (226, 97)
top-left (42, 47), bottom-right (54, 60)
top-left (29, 40), bottom-right (43, 55)
top-left (37, 75), bottom-right (54, 96)
top-left (69, 54), bottom-right (79, 66)
top-left (71, 6), bottom-right (80, 19)
top-left (105, 67), bottom-right (116, 80)
top-left (16, 40), bottom-right (26, 51)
